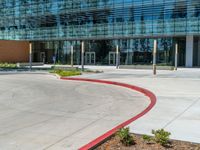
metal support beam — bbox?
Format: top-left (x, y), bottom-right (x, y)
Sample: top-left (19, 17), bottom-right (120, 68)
top-left (116, 45), bottom-right (119, 69)
top-left (153, 40), bottom-right (157, 75)
top-left (29, 42), bottom-right (32, 71)
top-left (71, 45), bottom-right (74, 68)
top-left (174, 43), bottom-right (178, 71)
top-left (81, 42), bottom-right (84, 72)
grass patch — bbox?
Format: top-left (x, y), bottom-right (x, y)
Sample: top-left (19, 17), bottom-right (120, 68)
top-left (0, 63), bottom-right (17, 69)
top-left (50, 69), bottom-right (81, 77)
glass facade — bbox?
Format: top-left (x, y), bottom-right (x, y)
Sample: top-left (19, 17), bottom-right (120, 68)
top-left (0, 0), bottom-right (199, 65)
top-left (31, 38), bottom-right (186, 66)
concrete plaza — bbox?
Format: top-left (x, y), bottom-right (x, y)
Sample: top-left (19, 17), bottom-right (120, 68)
top-left (0, 72), bottom-right (148, 150)
top-left (0, 67), bottom-right (200, 149)
top-left (80, 67), bottom-right (200, 144)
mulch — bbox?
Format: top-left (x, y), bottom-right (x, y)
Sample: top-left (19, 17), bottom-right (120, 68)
top-left (95, 134), bottom-right (200, 150)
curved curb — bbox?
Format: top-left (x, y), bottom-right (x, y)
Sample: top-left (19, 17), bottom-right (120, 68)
top-left (60, 77), bottom-right (157, 150)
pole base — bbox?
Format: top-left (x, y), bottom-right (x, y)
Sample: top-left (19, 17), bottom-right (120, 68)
top-left (153, 65), bottom-right (156, 75)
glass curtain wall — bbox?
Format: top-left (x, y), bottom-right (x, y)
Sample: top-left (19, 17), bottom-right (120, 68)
top-left (0, 0), bottom-right (193, 66)
top-left (119, 38), bottom-right (174, 66)
top-left (1, 0), bottom-right (200, 40)
top-left (32, 37), bottom-right (183, 66)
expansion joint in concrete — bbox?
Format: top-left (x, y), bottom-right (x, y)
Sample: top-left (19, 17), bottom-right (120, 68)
top-left (163, 97), bottom-right (200, 128)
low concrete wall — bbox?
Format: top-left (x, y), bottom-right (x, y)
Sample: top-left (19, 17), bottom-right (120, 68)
top-left (0, 40), bottom-right (29, 63)
top-left (17, 62), bottom-right (44, 67)
top-left (52, 66), bottom-right (79, 70)
top-left (119, 65), bottom-right (174, 70)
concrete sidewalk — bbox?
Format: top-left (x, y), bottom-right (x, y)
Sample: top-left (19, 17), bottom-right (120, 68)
top-left (79, 67), bottom-right (200, 143)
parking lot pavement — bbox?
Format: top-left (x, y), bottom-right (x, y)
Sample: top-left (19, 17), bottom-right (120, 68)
top-left (79, 67), bottom-right (200, 143)
top-left (0, 73), bottom-right (149, 150)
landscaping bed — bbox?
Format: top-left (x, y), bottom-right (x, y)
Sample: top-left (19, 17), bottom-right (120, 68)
top-left (50, 68), bottom-right (103, 77)
top-left (50, 69), bottom-right (82, 77)
top-left (0, 63), bottom-right (17, 69)
top-left (95, 128), bottom-right (200, 150)
top-left (96, 135), bottom-right (200, 150)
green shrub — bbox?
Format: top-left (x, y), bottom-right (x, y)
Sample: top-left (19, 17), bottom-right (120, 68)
top-left (117, 127), bottom-right (134, 146)
top-left (142, 135), bottom-right (153, 144)
top-left (152, 129), bottom-right (171, 146)
top-left (50, 69), bottom-right (81, 77)
top-left (0, 63), bottom-right (17, 69)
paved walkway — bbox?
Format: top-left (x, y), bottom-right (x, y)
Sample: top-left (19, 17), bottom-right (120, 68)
top-left (0, 73), bottom-right (149, 150)
top-left (79, 67), bottom-right (200, 144)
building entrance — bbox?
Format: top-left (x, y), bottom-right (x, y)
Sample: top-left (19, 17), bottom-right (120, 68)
top-left (109, 52), bottom-right (116, 65)
top-left (40, 52), bottom-right (46, 63)
top-left (85, 52), bottom-right (96, 65)
top-left (193, 37), bottom-right (200, 67)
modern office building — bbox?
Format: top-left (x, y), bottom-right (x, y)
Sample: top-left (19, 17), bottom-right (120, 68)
top-left (0, 0), bottom-right (200, 67)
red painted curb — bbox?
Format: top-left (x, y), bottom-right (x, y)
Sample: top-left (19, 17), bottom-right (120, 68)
top-left (60, 77), bottom-right (156, 150)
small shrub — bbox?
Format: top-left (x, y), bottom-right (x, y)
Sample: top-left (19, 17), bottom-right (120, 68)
top-left (84, 69), bottom-right (103, 73)
top-left (152, 129), bottom-right (171, 146)
top-left (0, 63), bottom-right (17, 69)
top-left (142, 135), bottom-right (153, 144)
top-left (50, 69), bottom-right (81, 77)
top-left (95, 70), bottom-right (103, 73)
top-left (117, 127), bottom-right (134, 146)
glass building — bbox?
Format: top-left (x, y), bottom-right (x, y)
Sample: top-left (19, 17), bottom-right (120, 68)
top-left (0, 0), bottom-right (200, 67)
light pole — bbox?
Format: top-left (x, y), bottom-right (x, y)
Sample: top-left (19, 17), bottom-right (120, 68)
top-left (153, 40), bottom-right (157, 75)
top-left (81, 41), bottom-right (84, 72)
top-left (71, 45), bottom-right (74, 68)
top-left (29, 42), bottom-right (32, 71)
top-left (174, 43), bottom-right (178, 71)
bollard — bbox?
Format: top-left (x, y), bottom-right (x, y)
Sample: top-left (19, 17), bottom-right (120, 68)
top-left (153, 40), bottom-right (157, 75)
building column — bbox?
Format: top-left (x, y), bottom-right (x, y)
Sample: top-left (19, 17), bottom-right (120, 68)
top-left (186, 35), bottom-right (194, 67)
top-left (198, 37), bottom-right (200, 66)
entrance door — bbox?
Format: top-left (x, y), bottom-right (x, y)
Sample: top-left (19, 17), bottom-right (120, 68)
top-left (85, 52), bottom-right (96, 65)
top-left (109, 52), bottom-right (116, 65)
top-left (40, 52), bottom-right (46, 63)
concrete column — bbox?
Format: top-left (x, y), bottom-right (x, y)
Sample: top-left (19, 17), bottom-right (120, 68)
top-left (198, 38), bottom-right (200, 66)
top-left (186, 35), bottom-right (194, 67)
